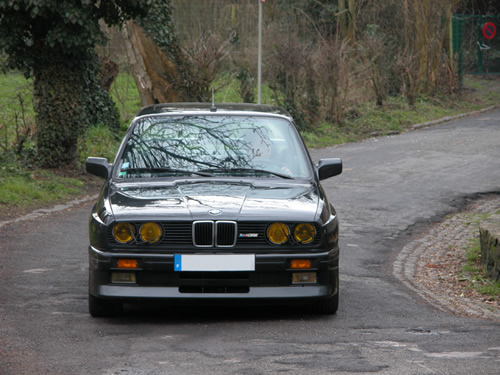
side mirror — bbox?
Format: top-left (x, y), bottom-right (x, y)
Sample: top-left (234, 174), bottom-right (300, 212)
top-left (86, 157), bottom-right (112, 180)
top-left (317, 158), bottom-right (342, 180)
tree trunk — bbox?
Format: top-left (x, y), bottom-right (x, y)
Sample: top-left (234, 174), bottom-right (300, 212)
top-left (122, 21), bottom-right (182, 105)
top-left (338, 0), bottom-right (347, 38)
top-left (347, 0), bottom-right (356, 42)
top-left (34, 58), bottom-right (82, 166)
top-left (414, 0), bottom-right (430, 91)
top-left (33, 41), bottom-right (120, 167)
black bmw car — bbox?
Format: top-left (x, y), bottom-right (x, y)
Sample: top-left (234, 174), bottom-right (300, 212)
top-left (86, 103), bottom-right (342, 316)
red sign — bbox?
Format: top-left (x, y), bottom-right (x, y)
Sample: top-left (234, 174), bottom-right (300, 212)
top-left (482, 22), bottom-right (496, 40)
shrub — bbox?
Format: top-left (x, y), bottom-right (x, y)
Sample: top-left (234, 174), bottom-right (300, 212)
top-left (77, 124), bottom-right (121, 168)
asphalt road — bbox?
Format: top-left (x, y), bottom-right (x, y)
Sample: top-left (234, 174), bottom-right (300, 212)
top-left (1, 109), bottom-right (500, 374)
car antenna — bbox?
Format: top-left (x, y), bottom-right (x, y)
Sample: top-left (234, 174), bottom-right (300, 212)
top-left (210, 87), bottom-right (217, 112)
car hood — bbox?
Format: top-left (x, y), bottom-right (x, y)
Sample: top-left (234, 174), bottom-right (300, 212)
top-left (107, 180), bottom-right (321, 222)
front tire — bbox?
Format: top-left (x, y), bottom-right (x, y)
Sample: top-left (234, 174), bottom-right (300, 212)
top-left (89, 293), bottom-right (123, 317)
top-left (312, 291), bottom-right (339, 315)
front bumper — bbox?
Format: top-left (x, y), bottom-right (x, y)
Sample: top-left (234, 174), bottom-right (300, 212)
top-left (88, 246), bottom-right (339, 302)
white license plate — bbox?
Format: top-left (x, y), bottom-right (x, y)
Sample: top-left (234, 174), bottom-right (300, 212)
top-left (174, 254), bottom-right (255, 272)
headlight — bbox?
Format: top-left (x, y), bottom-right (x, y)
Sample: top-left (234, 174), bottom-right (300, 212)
top-left (113, 222), bottom-right (136, 243)
top-left (293, 223), bottom-right (316, 244)
top-left (140, 222), bottom-right (163, 244)
top-left (267, 223), bottom-right (290, 244)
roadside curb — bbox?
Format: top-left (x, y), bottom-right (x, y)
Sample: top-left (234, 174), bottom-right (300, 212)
top-left (393, 196), bottom-right (500, 321)
top-left (0, 194), bottom-right (98, 229)
top-left (412, 105), bottom-right (500, 130)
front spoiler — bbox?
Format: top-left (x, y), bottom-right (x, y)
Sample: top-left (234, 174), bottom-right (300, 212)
top-left (96, 284), bottom-right (333, 300)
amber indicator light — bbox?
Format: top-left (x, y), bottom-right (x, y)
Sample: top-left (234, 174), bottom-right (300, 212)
top-left (117, 259), bottom-right (138, 269)
top-left (290, 259), bottom-right (312, 269)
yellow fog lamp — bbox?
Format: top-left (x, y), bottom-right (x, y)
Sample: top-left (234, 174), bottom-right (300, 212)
top-left (139, 222), bottom-right (163, 243)
top-left (113, 222), bottom-right (135, 243)
top-left (293, 223), bottom-right (316, 244)
top-left (267, 223), bottom-right (290, 245)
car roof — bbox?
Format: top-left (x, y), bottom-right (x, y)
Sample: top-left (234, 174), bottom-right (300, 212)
top-left (135, 102), bottom-right (292, 119)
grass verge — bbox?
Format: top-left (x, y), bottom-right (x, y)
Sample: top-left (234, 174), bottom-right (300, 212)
top-left (460, 212), bottom-right (500, 301)
top-left (0, 164), bottom-right (84, 208)
top-left (462, 237), bottom-right (500, 300)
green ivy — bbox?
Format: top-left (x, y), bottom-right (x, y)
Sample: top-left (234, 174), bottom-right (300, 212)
top-left (0, 0), bottom-right (151, 167)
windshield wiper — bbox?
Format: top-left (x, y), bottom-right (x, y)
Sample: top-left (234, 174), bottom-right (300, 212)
top-left (120, 167), bottom-right (213, 177)
top-left (200, 168), bottom-right (293, 179)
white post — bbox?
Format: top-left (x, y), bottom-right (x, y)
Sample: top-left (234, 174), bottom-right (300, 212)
top-left (257, 0), bottom-right (263, 104)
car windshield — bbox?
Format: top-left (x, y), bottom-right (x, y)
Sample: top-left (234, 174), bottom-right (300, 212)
top-left (116, 115), bottom-right (312, 179)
